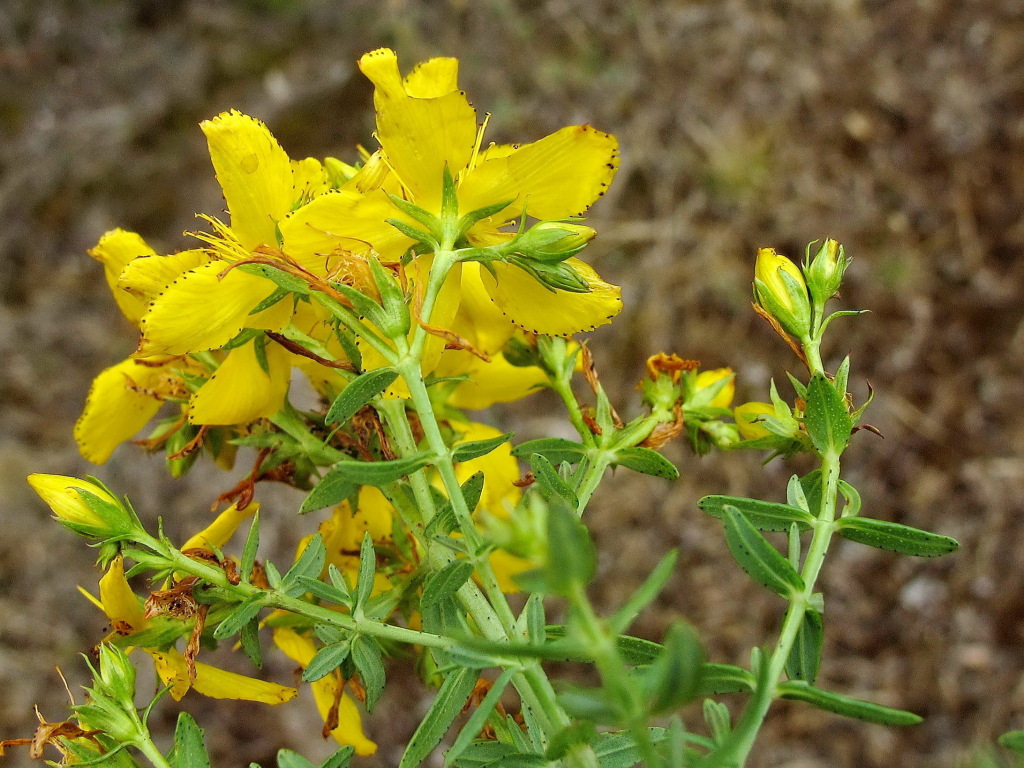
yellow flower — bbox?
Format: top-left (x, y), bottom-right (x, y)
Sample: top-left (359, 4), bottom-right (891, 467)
top-left (272, 627), bottom-right (377, 756)
top-left (734, 401), bottom-right (776, 441)
top-left (86, 556), bottom-right (298, 705)
top-left (753, 247), bottom-right (810, 337)
top-left (286, 48), bottom-right (623, 337)
top-left (181, 501), bottom-right (259, 552)
top-left (694, 368), bottom-right (736, 410)
top-left (27, 474), bottom-right (129, 538)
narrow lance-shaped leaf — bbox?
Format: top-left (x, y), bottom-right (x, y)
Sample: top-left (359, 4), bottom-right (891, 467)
top-left (352, 636), bottom-right (386, 712)
top-left (422, 560), bottom-right (475, 609)
top-left (722, 506), bottom-right (805, 598)
top-left (281, 534), bottom-right (326, 598)
top-left (785, 608), bottom-right (823, 683)
top-left (609, 550), bottom-right (679, 634)
top-left (512, 438), bottom-right (587, 465)
top-left (529, 453), bottom-right (578, 509)
top-left (300, 467), bottom-right (358, 514)
top-left (399, 666), bottom-right (480, 768)
top-left (326, 368), bottom-right (399, 425)
top-left (444, 667), bottom-right (517, 766)
top-left (698, 495), bottom-right (815, 532)
top-left (777, 681), bottom-right (922, 725)
top-left (451, 432), bottom-right (513, 463)
top-left (835, 517), bottom-right (959, 557)
top-left (804, 374), bottom-right (853, 454)
top-left (355, 532), bottom-right (376, 612)
top-left (171, 712), bottom-right (212, 768)
top-left (213, 595), bottom-right (266, 640)
top-left (327, 453), bottom-right (435, 487)
top-left (614, 447), bottom-right (679, 480)
top-left (545, 498), bottom-right (596, 596)
top-left (303, 640), bottom-right (352, 684)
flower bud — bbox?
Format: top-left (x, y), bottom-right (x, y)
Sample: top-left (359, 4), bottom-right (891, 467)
top-left (806, 238), bottom-right (850, 306)
top-left (693, 368), bottom-right (736, 409)
top-left (733, 401), bottom-right (777, 441)
top-left (515, 222), bottom-right (596, 263)
top-left (27, 474), bottom-right (134, 541)
top-left (754, 248), bottom-right (811, 338)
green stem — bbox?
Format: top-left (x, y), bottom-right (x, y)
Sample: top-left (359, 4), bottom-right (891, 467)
top-left (144, 535), bottom-right (454, 650)
top-left (570, 582), bottom-right (662, 768)
top-left (133, 733), bottom-right (175, 768)
top-left (549, 374), bottom-right (597, 449)
top-left (719, 450), bottom-right (842, 767)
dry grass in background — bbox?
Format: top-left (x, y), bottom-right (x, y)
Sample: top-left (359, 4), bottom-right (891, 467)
top-left (2, 1), bottom-right (1023, 766)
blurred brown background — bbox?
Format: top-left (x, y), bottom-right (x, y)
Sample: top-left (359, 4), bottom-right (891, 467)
top-left (2, 1), bottom-right (1023, 766)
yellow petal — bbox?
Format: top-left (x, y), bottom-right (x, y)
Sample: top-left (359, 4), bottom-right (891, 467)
top-left (99, 556), bottom-right (146, 631)
top-left (403, 56), bottom-right (460, 98)
top-left (271, 628), bottom-right (376, 756)
top-left (454, 263), bottom-right (516, 353)
top-left (118, 249), bottom-right (211, 303)
top-left (439, 351), bottom-right (547, 410)
top-left (458, 124), bottom-right (619, 225)
top-left (321, 487), bottom-right (394, 555)
top-left (188, 339), bottom-right (291, 425)
top-left (88, 229), bottom-right (157, 326)
top-left (479, 258), bottom-right (622, 336)
top-left (291, 157), bottom-right (330, 204)
top-left (358, 48), bottom-right (477, 210)
top-left (453, 422), bottom-right (521, 517)
top-left (139, 261), bottom-right (281, 355)
top-left (150, 648), bottom-right (297, 704)
top-left (182, 501), bottom-right (259, 552)
top-left (412, 257), bottom-right (462, 374)
top-left (26, 474), bottom-right (119, 528)
top-left (695, 368), bottom-right (736, 409)
top-left (201, 111), bottom-right (293, 251)
top-left (734, 402), bottom-right (776, 441)
top-left (279, 189), bottom-right (414, 272)
top-left (75, 357), bottom-right (181, 464)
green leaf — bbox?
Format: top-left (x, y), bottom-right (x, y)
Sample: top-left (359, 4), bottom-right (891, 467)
top-left (296, 575), bottom-right (352, 607)
top-left (545, 721), bottom-right (598, 761)
top-left (445, 668), bottom-right (517, 766)
top-left (457, 199), bottom-right (514, 237)
top-left (529, 453), bottom-right (578, 508)
top-left (240, 617), bottom-right (263, 669)
top-left (722, 506), bottom-right (805, 598)
top-left (276, 750), bottom-right (316, 768)
top-left (999, 731), bottom-right (1024, 756)
top-left (698, 495), bottom-right (814, 532)
top-left (785, 608), bottom-right (823, 683)
top-left (545, 498), bottom-right (595, 595)
top-left (643, 622), bottom-right (705, 714)
top-left (835, 517), bottom-right (959, 557)
top-left (609, 550), bottom-right (678, 634)
top-left (804, 374), bottom-right (853, 454)
top-left (300, 468), bottom-right (358, 514)
top-left (400, 666), bottom-right (480, 768)
top-left (614, 447), bottom-right (679, 480)
top-left (452, 432), bottom-right (513, 463)
top-left (326, 369), bottom-right (399, 425)
top-left (451, 742), bottom-right (519, 767)
top-left (281, 534), bottom-right (326, 598)
top-left (240, 512), bottom-right (260, 584)
top-left (171, 712), bottom-right (211, 768)
top-left (512, 438), bottom-right (587, 465)
top-left (327, 453), bottom-right (435, 487)
top-left (352, 636), bottom-right (385, 711)
top-left (558, 685), bottom-right (621, 725)
top-left (702, 699), bottom-right (732, 744)
top-left (422, 560), bottom-right (475, 609)
top-left (777, 681), bottom-right (922, 725)
top-left (303, 641), bottom-right (351, 683)
top-left (319, 747), bottom-right (355, 768)
top-left (213, 595), bottom-right (265, 640)
top-left (355, 533), bottom-right (376, 611)
top-left (698, 663), bottom-right (756, 695)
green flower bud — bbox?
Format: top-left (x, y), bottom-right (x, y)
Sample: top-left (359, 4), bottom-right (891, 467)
top-left (806, 238), bottom-right (850, 306)
top-left (514, 222), bottom-right (596, 263)
top-left (753, 248), bottom-right (811, 338)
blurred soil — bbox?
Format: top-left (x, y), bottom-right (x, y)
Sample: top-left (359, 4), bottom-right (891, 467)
top-left (2, 1), bottom-right (1024, 766)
